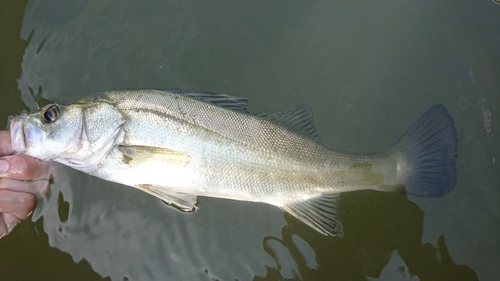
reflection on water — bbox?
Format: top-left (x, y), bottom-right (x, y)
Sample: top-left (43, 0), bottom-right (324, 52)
top-left (35, 166), bottom-right (479, 280)
top-left (1, 0), bottom-right (498, 280)
top-left (483, 109), bottom-right (492, 133)
top-left (256, 192), bottom-right (478, 280)
top-left (454, 68), bottom-right (493, 134)
top-left (36, 165), bottom-right (284, 280)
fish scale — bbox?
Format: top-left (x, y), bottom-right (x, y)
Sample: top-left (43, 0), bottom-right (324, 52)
top-left (9, 89), bottom-right (458, 237)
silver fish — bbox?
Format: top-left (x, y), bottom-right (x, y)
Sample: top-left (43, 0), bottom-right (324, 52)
top-left (9, 90), bottom-right (458, 236)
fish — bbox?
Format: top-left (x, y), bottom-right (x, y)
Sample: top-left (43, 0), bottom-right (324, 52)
top-left (9, 89), bottom-right (458, 237)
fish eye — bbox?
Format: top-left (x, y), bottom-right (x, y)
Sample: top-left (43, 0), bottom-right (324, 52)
top-left (41, 105), bottom-right (60, 123)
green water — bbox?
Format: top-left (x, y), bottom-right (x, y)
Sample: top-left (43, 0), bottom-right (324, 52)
top-left (0, 0), bottom-right (498, 280)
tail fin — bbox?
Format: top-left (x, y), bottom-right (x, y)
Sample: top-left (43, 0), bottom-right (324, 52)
top-left (394, 105), bottom-right (458, 197)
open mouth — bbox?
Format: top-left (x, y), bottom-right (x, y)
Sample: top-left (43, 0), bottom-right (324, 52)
top-left (10, 116), bottom-right (26, 153)
top-left (9, 114), bottom-right (46, 156)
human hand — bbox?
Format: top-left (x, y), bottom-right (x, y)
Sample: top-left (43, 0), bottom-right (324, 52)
top-left (0, 130), bottom-right (57, 238)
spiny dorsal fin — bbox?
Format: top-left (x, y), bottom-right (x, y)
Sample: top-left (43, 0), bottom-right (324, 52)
top-left (169, 89), bottom-right (250, 113)
top-left (170, 90), bottom-right (322, 142)
top-left (263, 105), bottom-right (322, 143)
top-left (281, 193), bottom-right (343, 237)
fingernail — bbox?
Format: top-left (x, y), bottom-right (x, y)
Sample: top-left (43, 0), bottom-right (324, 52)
top-left (0, 159), bottom-right (9, 174)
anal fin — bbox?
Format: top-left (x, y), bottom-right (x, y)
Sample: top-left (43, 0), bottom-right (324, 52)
top-left (281, 193), bottom-right (343, 237)
top-left (135, 184), bottom-right (198, 212)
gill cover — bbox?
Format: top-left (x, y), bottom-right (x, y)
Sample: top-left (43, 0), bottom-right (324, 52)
top-left (10, 100), bottom-right (126, 171)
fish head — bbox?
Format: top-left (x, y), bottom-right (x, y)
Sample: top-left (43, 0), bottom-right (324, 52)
top-left (10, 100), bottom-right (126, 169)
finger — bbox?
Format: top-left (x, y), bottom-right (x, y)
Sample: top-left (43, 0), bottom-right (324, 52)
top-left (5, 212), bottom-right (31, 223)
top-left (0, 216), bottom-right (7, 238)
top-left (0, 213), bottom-right (27, 239)
top-left (0, 154), bottom-right (52, 181)
top-left (0, 190), bottom-right (36, 214)
top-left (0, 131), bottom-right (14, 156)
top-left (0, 214), bottom-right (13, 239)
top-left (0, 178), bottom-right (50, 198)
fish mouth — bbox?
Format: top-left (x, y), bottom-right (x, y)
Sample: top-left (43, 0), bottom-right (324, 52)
top-left (10, 115), bottom-right (26, 153)
top-left (10, 115), bottom-right (46, 156)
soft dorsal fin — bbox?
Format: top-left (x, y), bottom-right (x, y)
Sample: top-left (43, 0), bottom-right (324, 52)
top-left (169, 89), bottom-right (250, 113)
top-left (263, 105), bottom-right (322, 142)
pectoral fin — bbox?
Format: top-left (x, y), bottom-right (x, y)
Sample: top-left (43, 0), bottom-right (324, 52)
top-left (281, 193), bottom-right (343, 237)
top-left (118, 145), bottom-right (190, 167)
top-left (135, 184), bottom-right (198, 212)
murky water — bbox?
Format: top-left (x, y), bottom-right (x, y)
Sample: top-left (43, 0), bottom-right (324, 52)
top-left (1, 0), bottom-right (498, 280)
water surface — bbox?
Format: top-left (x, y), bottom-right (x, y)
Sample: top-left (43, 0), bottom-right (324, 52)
top-left (0, 0), bottom-right (498, 280)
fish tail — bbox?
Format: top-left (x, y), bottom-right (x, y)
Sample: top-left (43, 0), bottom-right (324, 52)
top-left (393, 105), bottom-right (458, 197)
top-left (279, 105), bottom-right (457, 237)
